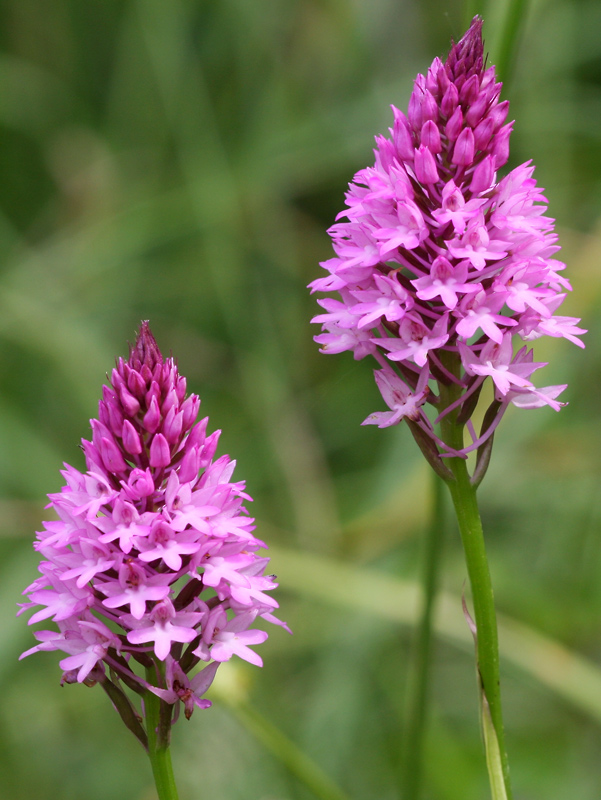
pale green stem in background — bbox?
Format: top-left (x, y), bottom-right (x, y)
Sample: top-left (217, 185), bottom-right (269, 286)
top-left (145, 666), bottom-right (179, 800)
top-left (438, 356), bottom-right (512, 800)
top-left (488, 0), bottom-right (530, 88)
top-left (401, 472), bottom-right (446, 799)
top-left (462, 0), bottom-right (531, 88)
top-left (219, 694), bottom-right (351, 800)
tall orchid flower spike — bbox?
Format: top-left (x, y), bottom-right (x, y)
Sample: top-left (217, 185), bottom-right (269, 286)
top-left (20, 322), bottom-right (289, 799)
top-left (310, 17), bottom-right (584, 477)
top-left (310, 18), bottom-right (585, 800)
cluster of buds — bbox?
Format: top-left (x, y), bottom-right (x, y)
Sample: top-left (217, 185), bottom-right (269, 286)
top-left (19, 323), bottom-right (287, 735)
top-left (310, 18), bottom-right (584, 469)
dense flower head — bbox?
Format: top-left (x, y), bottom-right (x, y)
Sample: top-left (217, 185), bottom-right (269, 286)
top-left (310, 18), bottom-right (585, 462)
top-left (20, 322), bottom-right (288, 724)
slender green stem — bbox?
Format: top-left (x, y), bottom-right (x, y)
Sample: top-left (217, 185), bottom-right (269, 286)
top-left (145, 666), bottom-right (179, 800)
top-left (401, 472), bottom-right (446, 799)
top-left (490, 0), bottom-right (530, 88)
top-left (437, 354), bottom-right (512, 800)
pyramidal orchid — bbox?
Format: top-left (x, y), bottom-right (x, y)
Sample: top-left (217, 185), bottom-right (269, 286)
top-left (310, 19), bottom-right (584, 800)
top-left (310, 17), bottom-right (584, 476)
top-left (19, 322), bottom-right (288, 799)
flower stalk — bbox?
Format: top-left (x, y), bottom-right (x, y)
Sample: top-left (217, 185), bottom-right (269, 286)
top-left (438, 356), bottom-right (511, 798)
top-left (145, 664), bottom-right (179, 800)
top-left (401, 472), bottom-right (446, 799)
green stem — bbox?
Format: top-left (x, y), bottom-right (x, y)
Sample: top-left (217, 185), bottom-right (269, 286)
top-left (145, 666), bottom-right (179, 800)
top-left (490, 0), bottom-right (530, 88)
top-left (401, 472), bottom-right (446, 799)
top-left (438, 357), bottom-right (512, 800)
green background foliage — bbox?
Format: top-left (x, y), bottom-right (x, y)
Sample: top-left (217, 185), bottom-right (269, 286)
top-left (1, 1), bottom-right (600, 798)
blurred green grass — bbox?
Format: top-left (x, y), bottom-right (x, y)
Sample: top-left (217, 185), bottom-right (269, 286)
top-left (2, 1), bottom-right (601, 799)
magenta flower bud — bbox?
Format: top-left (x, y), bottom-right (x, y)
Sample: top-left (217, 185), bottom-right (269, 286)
top-left (441, 83), bottom-right (459, 117)
top-left (414, 144), bottom-right (439, 184)
top-left (470, 155), bottom-right (495, 194)
top-left (178, 445), bottom-right (201, 483)
top-left (149, 432), bottom-right (171, 467)
top-left (143, 395), bottom-right (161, 433)
top-left (198, 430), bottom-right (220, 468)
top-left (420, 120), bottom-right (442, 153)
top-left (465, 92), bottom-right (491, 127)
top-left (119, 385), bottom-right (140, 417)
top-left (459, 73), bottom-right (480, 105)
top-left (445, 106), bottom-right (463, 142)
top-left (392, 107), bottom-right (415, 160)
top-left (122, 419), bottom-right (143, 455)
top-left (127, 367), bottom-right (146, 397)
top-left (473, 117), bottom-right (495, 151)
top-left (111, 367), bottom-right (125, 392)
top-left (99, 436), bottom-right (127, 474)
top-left (162, 407), bottom-right (184, 446)
top-left (20, 321), bottom-right (288, 732)
top-left (181, 394), bottom-right (201, 430)
top-left (124, 467), bottom-right (155, 500)
top-left (145, 380), bottom-right (160, 408)
top-left (175, 375), bottom-right (187, 402)
top-left (452, 127), bottom-right (475, 165)
top-left (408, 83), bottom-right (438, 130)
top-left (186, 417), bottom-right (209, 449)
top-left (161, 388), bottom-right (178, 416)
top-left (489, 99), bottom-right (510, 130)
top-left (492, 121), bottom-right (513, 167)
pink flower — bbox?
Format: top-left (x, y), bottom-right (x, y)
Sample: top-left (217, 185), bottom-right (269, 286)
top-left (20, 322), bottom-right (288, 724)
top-left (309, 17), bottom-right (584, 462)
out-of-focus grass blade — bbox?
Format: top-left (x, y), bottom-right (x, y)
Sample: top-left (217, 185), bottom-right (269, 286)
top-left (271, 545), bottom-right (601, 725)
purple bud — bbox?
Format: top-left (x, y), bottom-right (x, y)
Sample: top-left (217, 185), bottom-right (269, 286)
top-left (162, 388), bottom-right (178, 416)
top-left (392, 107), bottom-right (415, 160)
top-left (127, 368), bottom-right (146, 398)
top-left (465, 92), bottom-right (490, 127)
top-left (473, 117), bottom-right (495, 151)
top-left (187, 417), bottom-right (209, 450)
top-left (181, 394), bottom-right (200, 431)
top-left (124, 467), bottom-right (155, 500)
top-left (441, 83), bottom-right (459, 117)
top-left (111, 367), bottom-right (125, 393)
top-left (81, 439), bottom-right (103, 472)
top-left (162, 407), bottom-right (184, 445)
top-left (99, 436), bottom-right (127, 473)
top-left (129, 320), bottom-right (163, 372)
top-left (459, 74), bottom-right (480, 105)
top-left (489, 100), bottom-right (509, 131)
top-left (178, 445), bottom-right (201, 483)
top-left (452, 127), bottom-right (475, 165)
top-left (470, 155), bottom-right (495, 194)
top-left (143, 396), bottom-right (161, 433)
top-left (145, 381), bottom-right (160, 407)
top-left (175, 376), bottom-right (187, 403)
top-left (198, 430), bottom-right (220, 468)
top-left (408, 84), bottom-right (438, 130)
top-left (445, 106), bottom-right (463, 142)
top-left (420, 120), bottom-right (442, 154)
top-left (119, 386), bottom-right (140, 417)
top-left (414, 145), bottom-right (439, 184)
top-left (149, 433), bottom-right (171, 468)
top-left (492, 122), bottom-right (513, 167)
top-left (122, 420), bottom-right (143, 455)
top-left (445, 16), bottom-right (484, 83)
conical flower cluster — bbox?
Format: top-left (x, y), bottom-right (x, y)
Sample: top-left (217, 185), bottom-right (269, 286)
top-left (310, 18), bottom-right (584, 459)
top-left (20, 323), bottom-right (287, 724)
